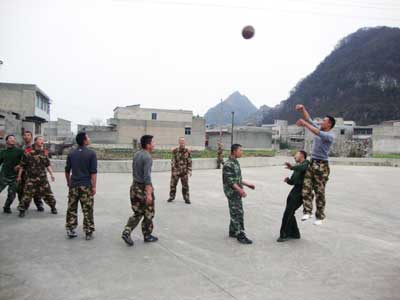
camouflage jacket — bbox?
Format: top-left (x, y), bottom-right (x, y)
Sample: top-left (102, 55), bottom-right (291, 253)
top-left (171, 147), bottom-right (192, 176)
top-left (217, 145), bottom-right (224, 157)
top-left (222, 157), bottom-right (242, 198)
top-left (20, 147), bottom-right (51, 179)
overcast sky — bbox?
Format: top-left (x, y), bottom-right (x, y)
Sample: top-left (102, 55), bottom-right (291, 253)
top-left (0, 0), bottom-right (399, 130)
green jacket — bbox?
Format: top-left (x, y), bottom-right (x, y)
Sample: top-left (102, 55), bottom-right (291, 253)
top-left (0, 146), bottom-right (24, 178)
top-left (286, 160), bottom-right (309, 186)
top-left (222, 157), bottom-right (242, 198)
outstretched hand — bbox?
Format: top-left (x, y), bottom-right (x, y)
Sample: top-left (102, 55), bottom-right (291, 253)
top-left (296, 119), bottom-right (306, 127)
top-left (285, 162), bottom-right (292, 169)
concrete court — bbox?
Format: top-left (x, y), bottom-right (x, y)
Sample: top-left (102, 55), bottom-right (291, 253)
top-left (0, 165), bottom-right (399, 300)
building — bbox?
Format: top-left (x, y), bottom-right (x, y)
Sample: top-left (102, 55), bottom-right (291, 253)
top-left (79, 104), bottom-right (206, 150)
top-left (43, 118), bottom-right (74, 143)
top-left (206, 126), bottom-right (273, 150)
top-left (0, 82), bottom-right (52, 144)
top-left (372, 120), bottom-right (400, 154)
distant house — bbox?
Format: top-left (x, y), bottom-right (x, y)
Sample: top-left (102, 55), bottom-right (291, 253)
top-left (0, 82), bottom-right (52, 144)
top-left (78, 104), bottom-right (206, 150)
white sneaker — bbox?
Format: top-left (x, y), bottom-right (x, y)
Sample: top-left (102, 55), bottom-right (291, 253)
top-left (301, 214), bottom-right (311, 221)
top-left (313, 219), bottom-right (323, 225)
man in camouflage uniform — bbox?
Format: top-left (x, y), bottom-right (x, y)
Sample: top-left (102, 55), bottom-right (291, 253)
top-left (0, 135), bottom-right (23, 213)
top-left (121, 135), bottom-right (158, 247)
top-left (65, 132), bottom-right (98, 240)
top-left (216, 141), bottom-right (224, 169)
top-left (223, 143), bottom-right (255, 244)
top-left (17, 131), bottom-right (44, 211)
top-left (295, 104), bottom-right (335, 225)
top-left (167, 137), bottom-right (192, 204)
top-left (17, 136), bottom-right (57, 217)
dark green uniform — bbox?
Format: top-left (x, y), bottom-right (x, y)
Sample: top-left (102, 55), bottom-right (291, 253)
top-left (279, 160), bottom-right (309, 239)
top-left (17, 148), bottom-right (56, 212)
top-left (169, 147), bottom-right (192, 202)
top-left (223, 157), bottom-right (244, 236)
top-left (0, 146), bottom-right (23, 210)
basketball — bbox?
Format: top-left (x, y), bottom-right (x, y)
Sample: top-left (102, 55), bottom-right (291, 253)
top-left (242, 25), bottom-right (255, 39)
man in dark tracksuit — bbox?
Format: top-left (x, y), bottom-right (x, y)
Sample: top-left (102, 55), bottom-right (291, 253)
top-left (277, 150), bottom-right (309, 242)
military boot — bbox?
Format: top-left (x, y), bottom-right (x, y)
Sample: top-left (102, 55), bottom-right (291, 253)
top-left (121, 230), bottom-right (134, 246)
top-left (237, 232), bottom-right (252, 244)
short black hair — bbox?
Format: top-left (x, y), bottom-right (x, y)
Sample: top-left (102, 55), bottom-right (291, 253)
top-left (140, 135), bottom-right (153, 149)
top-left (326, 115), bottom-right (336, 129)
top-left (231, 143), bottom-right (242, 154)
top-left (23, 131), bottom-right (32, 136)
top-left (34, 136), bottom-right (43, 142)
top-left (299, 150), bottom-right (307, 159)
top-left (76, 132), bottom-right (87, 146)
top-left (5, 134), bottom-right (15, 141)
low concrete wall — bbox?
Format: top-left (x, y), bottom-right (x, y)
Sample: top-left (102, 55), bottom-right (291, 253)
top-left (51, 156), bottom-right (400, 173)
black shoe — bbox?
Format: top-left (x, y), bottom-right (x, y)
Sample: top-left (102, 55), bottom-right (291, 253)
top-left (37, 206), bottom-right (44, 212)
top-left (167, 198), bottom-right (174, 202)
top-left (18, 210), bottom-right (25, 218)
top-left (184, 200), bottom-right (191, 204)
top-left (277, 237), bottom-right (289, 242)
top-left (121, 230), bottom-right (134, 246)
top-left (237, 233), bottom-right (252, 244)
top-left (85, 232), bottom-right (93, 241)
top-left (229, 232), bottom-right (236, 238)
top-left (51, 207), bottom-right (58, 214)
top-left (290, 235), bottom-right (301, 240)
top-left (67, 229), bottom-right (78, 238)
top-left (3, 207), bottom-right (11, 214)
top-left (144, 235), bottom-right (158, 243)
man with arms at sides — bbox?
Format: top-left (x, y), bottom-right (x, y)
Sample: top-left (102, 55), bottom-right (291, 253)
top-left (223, 143), bottom-right (255, 244)
top-left (277, 150), bottom-right (309, 242)
top-left (65, 132), bottom-right (98, 240)
top-left (295, 104), bottom-right (335, 225)
top-left (0, 135), bottom-right (23, 214)
top-left (121, 135), bottom-right (158, 247)
top-left (167, 137), bottom-right (192, 204)
top-left (17, 131), bottom-right (44, 212)
top-left (17, 136), bottom-right (57, 217)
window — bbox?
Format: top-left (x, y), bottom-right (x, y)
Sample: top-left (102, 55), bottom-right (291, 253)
top-left (35, 123), bottom-right (41, 135)
top-left (185, 127), bottom-right (191, 135)
top-left (340, 129), bottom-right (345, 135)
top-left (151, 113), bottom-right (157, 120)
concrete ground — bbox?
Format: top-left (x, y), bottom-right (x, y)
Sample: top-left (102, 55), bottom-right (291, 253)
top-left (0, 165), bottom-right (399, 300)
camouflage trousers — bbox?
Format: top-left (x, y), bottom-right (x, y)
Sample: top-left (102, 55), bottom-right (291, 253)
top-left (17, 175), bottom-right (44, 209)
top-left (227, 194), bottom-right (244, 236)
top-left (217, 157), bottom-right (224, 169)
top-left (17, 177), bottom-right (56, 212)
top-left (169, 174), bottom-right (189, 201)
top-left (66, 186), bottom-right (95, 233)
top-left (0, 174), bottom-right (17, 209)
top-left (124, 181), bottom-right (155, 237)
top-left (302, 160), bottom-right (330, 220)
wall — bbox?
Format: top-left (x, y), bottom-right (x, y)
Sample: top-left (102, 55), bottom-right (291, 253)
top-left (0, 84), bottom-right (35, 117)
top-left (50, 156), bottom-right (400, 173)
top-left (208, 128), bottom-right (272, 150)
top-left (183, 117), bottom-right (205, 149)
top-left (373, 125), bottom-right (400, 154)
top-left (0, 111), bottom-right (22, 145)
top-left (114, 106), bottom-right (193, 122)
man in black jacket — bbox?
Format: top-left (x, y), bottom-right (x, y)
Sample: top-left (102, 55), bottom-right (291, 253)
top-left (277, 150), bottom-right (309, 242)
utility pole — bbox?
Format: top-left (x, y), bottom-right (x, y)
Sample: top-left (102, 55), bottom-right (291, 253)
top-left (231, 111), bottom-right (234, 147)
top-left (219, 99), bottom-right (223, 140)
